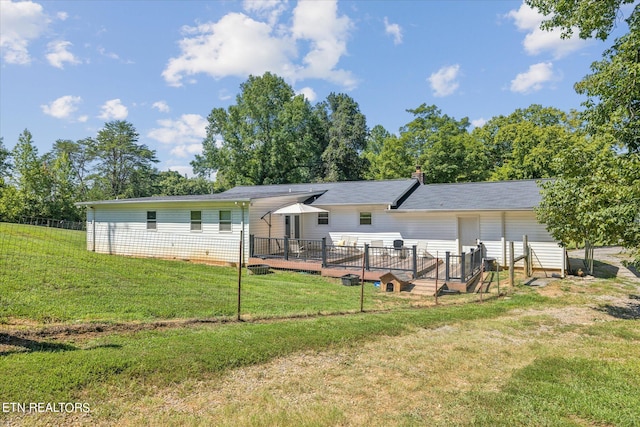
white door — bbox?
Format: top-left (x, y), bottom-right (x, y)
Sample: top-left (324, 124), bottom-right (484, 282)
top-left (458, 216), bottom-right (479, 253)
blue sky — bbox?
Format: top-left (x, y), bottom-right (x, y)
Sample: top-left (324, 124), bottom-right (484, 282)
top-left (0, 0), bottom-right (634, 176)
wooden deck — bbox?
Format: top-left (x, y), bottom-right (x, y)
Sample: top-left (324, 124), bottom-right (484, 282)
top-left (248, 256), bottom-right (482, 295)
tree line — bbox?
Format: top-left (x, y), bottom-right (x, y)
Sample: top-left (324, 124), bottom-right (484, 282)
top-left (0, 0), bottom-right (637, 262)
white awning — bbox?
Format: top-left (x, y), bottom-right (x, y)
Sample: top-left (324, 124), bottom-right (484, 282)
top-left (272, 203), bottom-right (328, 215)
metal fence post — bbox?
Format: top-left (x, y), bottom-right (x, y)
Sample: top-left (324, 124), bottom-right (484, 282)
top-left (445, 251), bottom-right (450, 281)
top-left (412, 245), bottom-right (418, 278)
top-left (364, 243), bottom-right (370, 271)
top-left (321, 237), bottom-right (327, 268)
top-left (284, 236), bottom-right (289, 260)
top-left (237, 230), bottom-right (243, 321)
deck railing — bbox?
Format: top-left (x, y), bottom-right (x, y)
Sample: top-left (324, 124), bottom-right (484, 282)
top-left (445, 244), bottom-right (484, 283)
top-left (250, 235), bottom-right (455, 279)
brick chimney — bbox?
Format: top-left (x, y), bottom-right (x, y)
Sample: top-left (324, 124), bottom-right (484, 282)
top-left (411, 165), bottom-right (425, 184)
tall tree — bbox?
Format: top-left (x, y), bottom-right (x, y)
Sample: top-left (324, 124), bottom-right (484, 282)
top-left (52, 138), bottom-right (93, 200)
top-left (472, 105), bottom-right (586, 180)
top-left (152, 170), bottom-right (213, 196)
top-left (528, 0), bottom-right (640, 262)
top-left (0, 137), bottom-right (10, 180)
top-left (319, 93), bottom-right (369, 182)
top-left (398, 104), bottom-right (485, 183)
top-left (9, 129), bottom-right (48, 219)
top-left (192, 72), bottom-right (323, 188)
top-left (90, 120), bottom-right (158, 199)
top-left (363, 125), bottom-right (413, 180)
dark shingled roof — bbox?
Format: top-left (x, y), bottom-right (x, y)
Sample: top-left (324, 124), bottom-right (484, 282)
top-left (223, 179), bottom-right (419, 207)
top-left (77, 179), bottom-right (420, 207)
top-left (396, 179), bottom-right (548, 211)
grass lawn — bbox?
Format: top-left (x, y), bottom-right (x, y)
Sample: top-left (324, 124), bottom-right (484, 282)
top-left (0, 223), bottom-right (415, 323)
top-left (2, 223), bottom-right (639, 426)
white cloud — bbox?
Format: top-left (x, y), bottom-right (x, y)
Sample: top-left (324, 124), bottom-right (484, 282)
top-left (56, 11), bottom-right (68, 21)
top-left (510, 62), bottom-right (555, 93)
top-left (506, 3), bottom-right (588, 58)
top-left (46, 40), bottom-right (81, 68)
top-left (428, 64), bottom-right (461, 97)
top-left (0, 0), bottom-right (50, 65)
top-left (98, 99), bottom-right (128, 120)
top-left (296, 86), bottom-right (316, 102)
top-left (242, 0), bottom-right (287, 26)
top-left (162, 0), bottom-right (356, 89)
top-left (41, 95), bottom-right (82, 119)
top-left (169, 143), bottom-right (203, 159)
top-left (384, 17), bottom-right (402, 45)
top-left (147, 114), bottom-right (208, 148)
top-left (98, 46), bottom-right (120, 60)
top-left (152, 101), bottom-right (170, 113)
top-left (471, 118), bottom-right (487, 128)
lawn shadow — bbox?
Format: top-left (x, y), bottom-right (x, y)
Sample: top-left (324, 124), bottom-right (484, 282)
top-left (568, 257), bottom-right (619, 279)
top-left (0, 333), bottom-right (78, 356)
top-left (595, 297), bottom-right (640, 320)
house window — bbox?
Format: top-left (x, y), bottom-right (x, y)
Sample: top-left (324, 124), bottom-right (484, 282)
top-left (190, 211), bottom-right (202, 231)
top-left (359, 212), bottom-right (372, 225)
top-left (219, 210), bottom-right (232, 232)
top-left (147, 211), bottom-right (156, 230)
top-left (318, 212), bottom-right (329, 225)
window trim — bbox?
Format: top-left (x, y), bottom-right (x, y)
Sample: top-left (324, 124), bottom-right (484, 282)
top-left (219, 210), bottom-right (232, 232)
top-left (147, 211), bottom-right (157, 231)
top-left (317, 211), bottom-right (329, 225)
top-left (359, 212), bottom-right (372, 226)
top-left (190, 210), bottom-right (202, 232)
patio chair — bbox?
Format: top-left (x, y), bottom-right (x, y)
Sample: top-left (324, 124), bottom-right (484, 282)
top-left (370, 240), bottom-right (389, 257)
top-left (416, 240), bottom-right (434, 259)
top-left (289, 241), bottom-right (305, 258)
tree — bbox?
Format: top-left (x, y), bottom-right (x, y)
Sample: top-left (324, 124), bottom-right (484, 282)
top-left (152, 170), bottom-right (212, 196)
top-left (574, 11), bottom-right (639, 153)
top-left (193, 72), bottom-right (323, 189)
top-left (472, 105), bottom-right (586, 180)
top-left (52, 138), bottom-right (93, 200)
top-left (528, 0), bottom-right (640, 262)
top-left (362, 125), bottom-right (413, 180)
top-left (319, 93), bottom-right (369, 181)
top-left (536, 140), bottom-right (639, 255)
top-left (0, 137), bottom-right (10, 180)
top-left (89, 120), bottom-right (158, 199)
top-left (397, 104), bottom-right (486, 183)
top-left (9, 129), bottom-right (48, 219)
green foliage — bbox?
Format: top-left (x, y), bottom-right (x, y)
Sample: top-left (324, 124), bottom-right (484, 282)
top-left (192, 72), bottom-right (323, 189)
top-left (536, 143), bottom-right (640, 258)
top-left (320, 92), bottom-right (369, 181)
top-left (575, 8), bottom-right (640, 153)
top-left (363, 126), bottom-right (414, 180)
top-left (473, 105), bottom-right (587, 180)
top-left (397, 104), bottom-right (488, 183)
top-left (526, 0), bottom-right (636, 41)
top-left (151, 170), bottom-right (212, 196)
top-left (89, 120), bottom-right (158, 199)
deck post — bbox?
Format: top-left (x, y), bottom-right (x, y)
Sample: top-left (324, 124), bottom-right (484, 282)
top-left (321, 237), bottom-right (327, 268)
top-left (460, 251), bottom-right (466, 283)
top-left (509, 241), bottom-right (515, 286)
top-left (445, 251), bottom-right (451, 281)
top-left (364, 243), bottom-right (370, 271)
top-left (412, 245), bottom-right (418, 278)
top-left (249, 234), bottom-right (254, 257)
top-left (284, 236), bottom-right (289, 260)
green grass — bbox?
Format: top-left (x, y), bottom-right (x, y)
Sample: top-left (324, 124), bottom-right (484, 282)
top-left (0, 292), bottom-right (548, 404)
top-left (0, 223), bottom-right (411, 323)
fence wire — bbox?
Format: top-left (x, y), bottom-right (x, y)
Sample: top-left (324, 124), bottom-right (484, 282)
top-left (1, 221), bottom-right (495, 324)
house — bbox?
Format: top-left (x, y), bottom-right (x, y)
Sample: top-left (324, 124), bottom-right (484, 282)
top-left (77, 172), bottom-right (565, 277)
